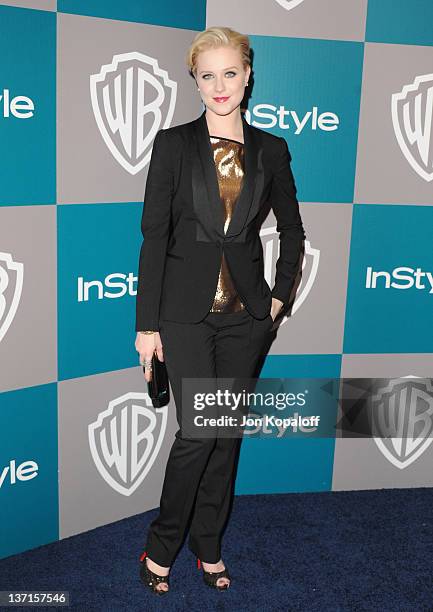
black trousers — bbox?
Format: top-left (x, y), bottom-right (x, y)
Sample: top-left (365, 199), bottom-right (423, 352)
top-left (145, 308), bottom-right (273, 565)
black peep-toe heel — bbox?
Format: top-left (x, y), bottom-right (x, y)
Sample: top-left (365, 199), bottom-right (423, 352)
top-left (196, 557), bottom-right (231, 590)
top-left (139, 551), bottom-right (170, 595)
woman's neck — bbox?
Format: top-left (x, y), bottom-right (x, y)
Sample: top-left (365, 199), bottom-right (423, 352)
top-left (205, 109), bottom-right (244, 143)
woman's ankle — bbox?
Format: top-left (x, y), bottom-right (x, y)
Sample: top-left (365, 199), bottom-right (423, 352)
top-left (202, 558), bottom-right (224, 570)
top-left (146, 557), bottom-right (170, 575)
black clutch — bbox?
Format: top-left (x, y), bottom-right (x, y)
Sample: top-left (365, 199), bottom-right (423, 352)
top-left (144, 352), bottom-right (170, 407)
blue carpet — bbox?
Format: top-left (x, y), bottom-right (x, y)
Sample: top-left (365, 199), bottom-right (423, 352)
top-left (0, 488), bottom-right (432, 611)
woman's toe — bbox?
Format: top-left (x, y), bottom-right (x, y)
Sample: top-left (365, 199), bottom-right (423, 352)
top-left (157, 583), bottom-right (169, 592)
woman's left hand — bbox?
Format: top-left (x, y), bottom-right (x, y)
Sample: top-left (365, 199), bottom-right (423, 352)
top-left (270, 297), bottom-right (284, 322)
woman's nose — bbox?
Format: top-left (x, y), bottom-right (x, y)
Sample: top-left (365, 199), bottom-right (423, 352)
top-left (214, 78), bottom-right (225, 93)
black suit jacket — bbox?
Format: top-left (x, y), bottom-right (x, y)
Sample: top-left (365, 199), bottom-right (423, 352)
top-left (135, 110), bottom-right (305, 331)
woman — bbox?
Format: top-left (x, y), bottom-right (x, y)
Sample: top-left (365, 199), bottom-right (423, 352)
top-left (135, 26), bottom-right (305, 594)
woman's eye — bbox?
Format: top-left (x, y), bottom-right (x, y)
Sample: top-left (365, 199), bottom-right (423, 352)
top-left (202, 71), bottom-right (237, 79)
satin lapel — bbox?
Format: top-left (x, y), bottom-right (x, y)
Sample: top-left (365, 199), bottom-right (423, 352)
top-left (191, 110), bottom-right (262, 241)
top-left (192, 111), bottom-right (225, 240)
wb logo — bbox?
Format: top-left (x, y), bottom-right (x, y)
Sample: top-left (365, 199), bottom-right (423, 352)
top-left (371, 378), bottom-right (433, 469)
top-left (392, 73), bottom-right (433, 182)
top-left (0, 252), bottom-right (24, 344)
top-left (88, 392), bottom-right (168, 496)
top-left (90, 52), bottom-right (177, 175)
top-left (274, 0), bottom-right (305, 10)
top-left (260, 227), bottom-right (318, 325)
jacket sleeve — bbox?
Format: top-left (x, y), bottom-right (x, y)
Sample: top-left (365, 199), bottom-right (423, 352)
top-left (135, 129), bottom-right (173, 331)
top-left (269, 136), bottom-right (306, 306)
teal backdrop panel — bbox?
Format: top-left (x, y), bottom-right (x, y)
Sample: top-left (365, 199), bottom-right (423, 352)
top-left (366, 0), bottom-right (433, 46)
top-left (236, 354), bottom-right (342, 494)
top-left (58, 202), bottom-right (143, 381)
top-left (343, 204), bottom-right (433, 354)
top-left (58, 0), bottom-right (206, 30)
top-left (0, 5), bottom-right (56, 206)
top-left (0, 384), bottom-right (58, 560)
top-left (246, 35), bottom-right (364, 204)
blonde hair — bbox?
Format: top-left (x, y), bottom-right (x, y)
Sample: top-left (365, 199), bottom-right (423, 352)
top-left (186, 26), bottom-right (251, 78)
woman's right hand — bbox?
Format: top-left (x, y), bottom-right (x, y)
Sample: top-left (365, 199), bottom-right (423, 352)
top-left (135, 332), bottom-right (164, 382)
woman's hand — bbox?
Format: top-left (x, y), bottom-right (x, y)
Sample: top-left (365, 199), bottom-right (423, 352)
top-left (270, 297), bottom-right (284, 322)
top-left (135, 332), bottom-right (164, 382)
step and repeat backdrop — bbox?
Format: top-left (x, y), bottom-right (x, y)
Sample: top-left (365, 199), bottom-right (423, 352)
top-left (1, 0), bottom-right (432, 559)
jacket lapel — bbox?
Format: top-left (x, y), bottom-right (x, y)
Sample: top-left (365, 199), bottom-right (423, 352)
top-left (191, 110), bottom-right (263, 242)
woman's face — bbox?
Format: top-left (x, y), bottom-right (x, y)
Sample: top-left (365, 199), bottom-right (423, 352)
top-left (195, 45), bottom-right (250, 117)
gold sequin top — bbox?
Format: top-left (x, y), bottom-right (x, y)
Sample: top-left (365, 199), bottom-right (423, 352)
top-left (209, 136), bottom-right (246, 313)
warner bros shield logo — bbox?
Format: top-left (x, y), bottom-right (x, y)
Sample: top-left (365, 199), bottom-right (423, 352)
top-left (391, 73), bottom-right (433, 182)
top-left (88, 392), bottom-right (168, 496)
top-left (274, 0), bottom-right (306, 11)
top-left (370, 378), bottom-right (433, 469)
top-left (0, 252), bottom-right (24, 344)
top-left (90, 52), bottom-right (177, 175)
top-left (260, 227), bottom-right (318, 325)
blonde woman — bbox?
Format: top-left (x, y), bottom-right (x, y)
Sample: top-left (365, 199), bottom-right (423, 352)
top-left (135, 26), bottom-right (305, 594)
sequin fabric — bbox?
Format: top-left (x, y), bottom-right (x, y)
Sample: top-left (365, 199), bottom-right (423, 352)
top-left (209, 136), bottom-right (246, 313)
